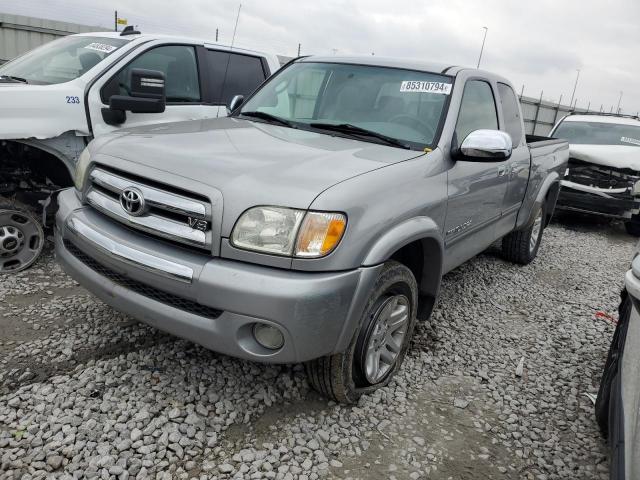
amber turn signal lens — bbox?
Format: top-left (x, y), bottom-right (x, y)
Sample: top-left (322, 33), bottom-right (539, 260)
top-left (295, 212), bottom-right (347, 258)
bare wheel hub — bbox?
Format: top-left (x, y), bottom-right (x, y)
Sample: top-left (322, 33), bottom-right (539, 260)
top-left (0, 209), bottom-right (44, 273)
top-left (362, 294), bottom-right (410, 384)
top-left (0, 225), bottom-right (23, 254)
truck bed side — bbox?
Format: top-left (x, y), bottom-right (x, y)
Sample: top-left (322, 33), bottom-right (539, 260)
top-left (516, 135), bottom-right (569, 229)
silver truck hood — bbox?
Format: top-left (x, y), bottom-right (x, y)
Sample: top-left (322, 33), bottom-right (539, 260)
top-left (93, 116), bottom-right (423, 212)
top-left (0, 81), bottom-right (90, 139)
top-left (570, 144), bottom-right (640, 171)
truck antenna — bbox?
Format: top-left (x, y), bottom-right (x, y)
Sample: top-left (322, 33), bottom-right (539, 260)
top-left (231, 4), bottom-right (242, 50)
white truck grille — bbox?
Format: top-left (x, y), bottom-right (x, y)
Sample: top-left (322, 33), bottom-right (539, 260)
top-left (85, 167), bottom-right (212, 250)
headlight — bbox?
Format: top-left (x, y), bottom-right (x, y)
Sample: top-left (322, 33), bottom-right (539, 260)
top-left (74, 148), bottom-right (92, 190)
top-left (231, 206), bottom-right (305, 255)
top-left (231, 207), bottom-right (347, 258)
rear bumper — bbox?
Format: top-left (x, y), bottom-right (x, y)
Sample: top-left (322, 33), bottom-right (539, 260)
top-left (55, 188), bottom-right (380, 363)
top-left (557, 180), bottom-right (640, 219)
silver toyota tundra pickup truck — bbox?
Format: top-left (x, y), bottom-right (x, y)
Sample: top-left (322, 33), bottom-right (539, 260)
top-left (55, 57), bottom-right (569, 403)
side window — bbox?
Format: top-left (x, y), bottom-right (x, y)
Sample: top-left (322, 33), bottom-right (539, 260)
top-left (455, 80), bottom-right (498, 144)
top-left (101, 45), bottom-right (201, 104)
top-left (497, 83), bottom-right (523, 147)
top-left (220, 53), bottom-right (266, 105)
top-left (205, 49), bottom-right (230, 103)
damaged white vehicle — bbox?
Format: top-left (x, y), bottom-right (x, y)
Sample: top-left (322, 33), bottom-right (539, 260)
top-left (552, 113), bottom-right (640, 235)
top-left (0, 28), bottom-right (279, 271)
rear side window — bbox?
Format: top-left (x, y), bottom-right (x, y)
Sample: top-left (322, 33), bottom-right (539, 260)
top-left (221, 53), bottom-right (266, 104)
top-left (455, 80), bottom-right (498, 144)
top-left (102, 45), bottom-right (201, 103)
top-left (498, 83), bottom-right (523, 146)
top-left (204, 51), bottom-right (267, 105)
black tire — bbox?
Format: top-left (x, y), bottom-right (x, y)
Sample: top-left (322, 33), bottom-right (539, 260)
top-left (305, 261), bottom-right (418, 404)
top-left (501, 203), bottom-right (546, 265)
top-left (595, 292), bottom-right (631, 437)
top-left (624, 220), bottom-right (640, 237)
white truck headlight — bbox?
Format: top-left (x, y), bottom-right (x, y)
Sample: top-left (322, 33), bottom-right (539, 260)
top-left (74, 148), bottom-right (92, 190)
top-left (231, 207), bottom-right (347, 258)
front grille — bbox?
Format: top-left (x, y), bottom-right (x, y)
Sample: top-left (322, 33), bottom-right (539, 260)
top-left (65, 240), bottom-right (222, 319)
top-left (566, 158), bottom-right (639, 189)
top-left (85, 167), bottom-right (212, 252)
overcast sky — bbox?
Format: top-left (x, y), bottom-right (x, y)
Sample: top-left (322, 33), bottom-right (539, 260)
top-left (2, 0), bottom-right (639, 114)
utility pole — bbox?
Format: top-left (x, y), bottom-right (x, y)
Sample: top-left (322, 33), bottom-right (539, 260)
top-left (215, 28), bottom-right (219, 42)
top-left (569, 69), bottom-right (580, 108)
top-left (297, 43), bottom-right (301, 56)
top-left (114, 10), bottom-right (117, 32)
top-left (617, 91), bottom-right (623, 113)
top-left (476, 27), bottom-right (488, 69)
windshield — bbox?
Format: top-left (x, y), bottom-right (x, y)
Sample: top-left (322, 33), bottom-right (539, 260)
top-left (0, 36), bottom-right (128, 85)
top-left (554, 120), bottom-right (640, 147)
top-left (239, 61), bottom-right (452, 149)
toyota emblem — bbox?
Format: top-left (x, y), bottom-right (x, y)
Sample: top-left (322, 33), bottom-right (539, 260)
top-left (120, 188), bottom-right (146, 216)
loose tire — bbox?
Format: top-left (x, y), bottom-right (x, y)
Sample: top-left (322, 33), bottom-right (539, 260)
top-left (595, 292), bottom-right (631, 437)
top-left (0, 198), bottom-right (44, 273)
top-left (305, 261), bottom-right (418, 403)
top-left (501, 203), bottom-right (545, 265)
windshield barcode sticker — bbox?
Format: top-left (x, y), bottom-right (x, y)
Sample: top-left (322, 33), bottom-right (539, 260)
top-left (621, 136), bottom-right (640, 146)
top-left (84, 43), bottom-right (117, 54)
top-left (400, 81), bottom-right (452, 95)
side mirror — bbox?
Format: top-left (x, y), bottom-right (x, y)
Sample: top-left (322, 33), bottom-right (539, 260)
top-left (459, 129), bottom-right (512, 161)
top-left (109, 68), bottom-right (166, 115)
top-left (229, 95), bottom-right (245, 112)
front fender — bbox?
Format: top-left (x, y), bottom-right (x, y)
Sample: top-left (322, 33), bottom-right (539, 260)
top-left (362, 216), bottom-right (444, 298)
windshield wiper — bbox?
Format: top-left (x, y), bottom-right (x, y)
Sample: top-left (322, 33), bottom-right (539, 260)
top-left (239, 111), bottom-right (295, 128)
top-left (309, 123), bottom-right (410, 149)
top-left (0, 75), bottom-right (28, 84)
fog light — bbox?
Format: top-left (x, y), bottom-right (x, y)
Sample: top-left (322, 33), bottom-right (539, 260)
top-left (253, 323), bottom-right (284, 350)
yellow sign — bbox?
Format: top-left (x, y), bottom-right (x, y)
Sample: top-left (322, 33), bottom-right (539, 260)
top-left (117, 18), bottom-right (128, 25)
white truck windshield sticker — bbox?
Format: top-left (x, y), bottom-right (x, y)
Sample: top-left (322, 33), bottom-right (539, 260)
top-left (84, 43), bottom-right (117, 54)
top-left (400, 81), bottom-right (452, 95)
top-left (621, 136), bottom-right (640, 146)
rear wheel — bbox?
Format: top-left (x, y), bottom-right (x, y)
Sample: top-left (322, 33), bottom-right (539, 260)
top-left (0, 199), bottom-right (44, 273)
top-left (305, 261), bottom-right (418, 403)
top-left (624, 219), bottom-right (640, 237)
top-left (501, 203), bottom-right (545, 265)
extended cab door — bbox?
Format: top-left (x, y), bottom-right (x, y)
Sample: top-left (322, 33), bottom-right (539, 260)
top-left (444, 79), bottom-right (510, 251)
top-left (87, 43), bottom-right (219, 137)
top-left (496, 82), bottom-right (530, 236)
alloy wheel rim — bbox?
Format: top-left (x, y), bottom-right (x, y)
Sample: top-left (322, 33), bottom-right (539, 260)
top-left (0, 210), bottom-right (43, 272)
top-left (529, 209), bottom-right (543, 254)
top-left (363, 294), bottom-right (410, 384)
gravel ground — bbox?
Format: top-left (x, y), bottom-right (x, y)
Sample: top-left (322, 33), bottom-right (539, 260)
top-left (0, 220), bottom-right (635, 480)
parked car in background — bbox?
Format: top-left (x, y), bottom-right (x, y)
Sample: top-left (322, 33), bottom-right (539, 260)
top-left (596, 247), bottom-right (640, 480)
top-left (0, 27), bottom-right (279, 272)
top-left (551, 113), bottom-right (640, 235)
top-left (55, 56), bottom-right (568, 402)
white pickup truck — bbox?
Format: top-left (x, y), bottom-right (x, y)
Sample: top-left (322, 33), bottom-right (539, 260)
top-left (0, 27), bottom-right (280, 272)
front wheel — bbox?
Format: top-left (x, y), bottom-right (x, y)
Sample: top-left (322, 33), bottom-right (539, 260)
top-left (305, 261), bottom-right (418, 403)
top-left (501, 203), bottom-right (545, 265)
top-left (0, 200), bottom-right (45, 273)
